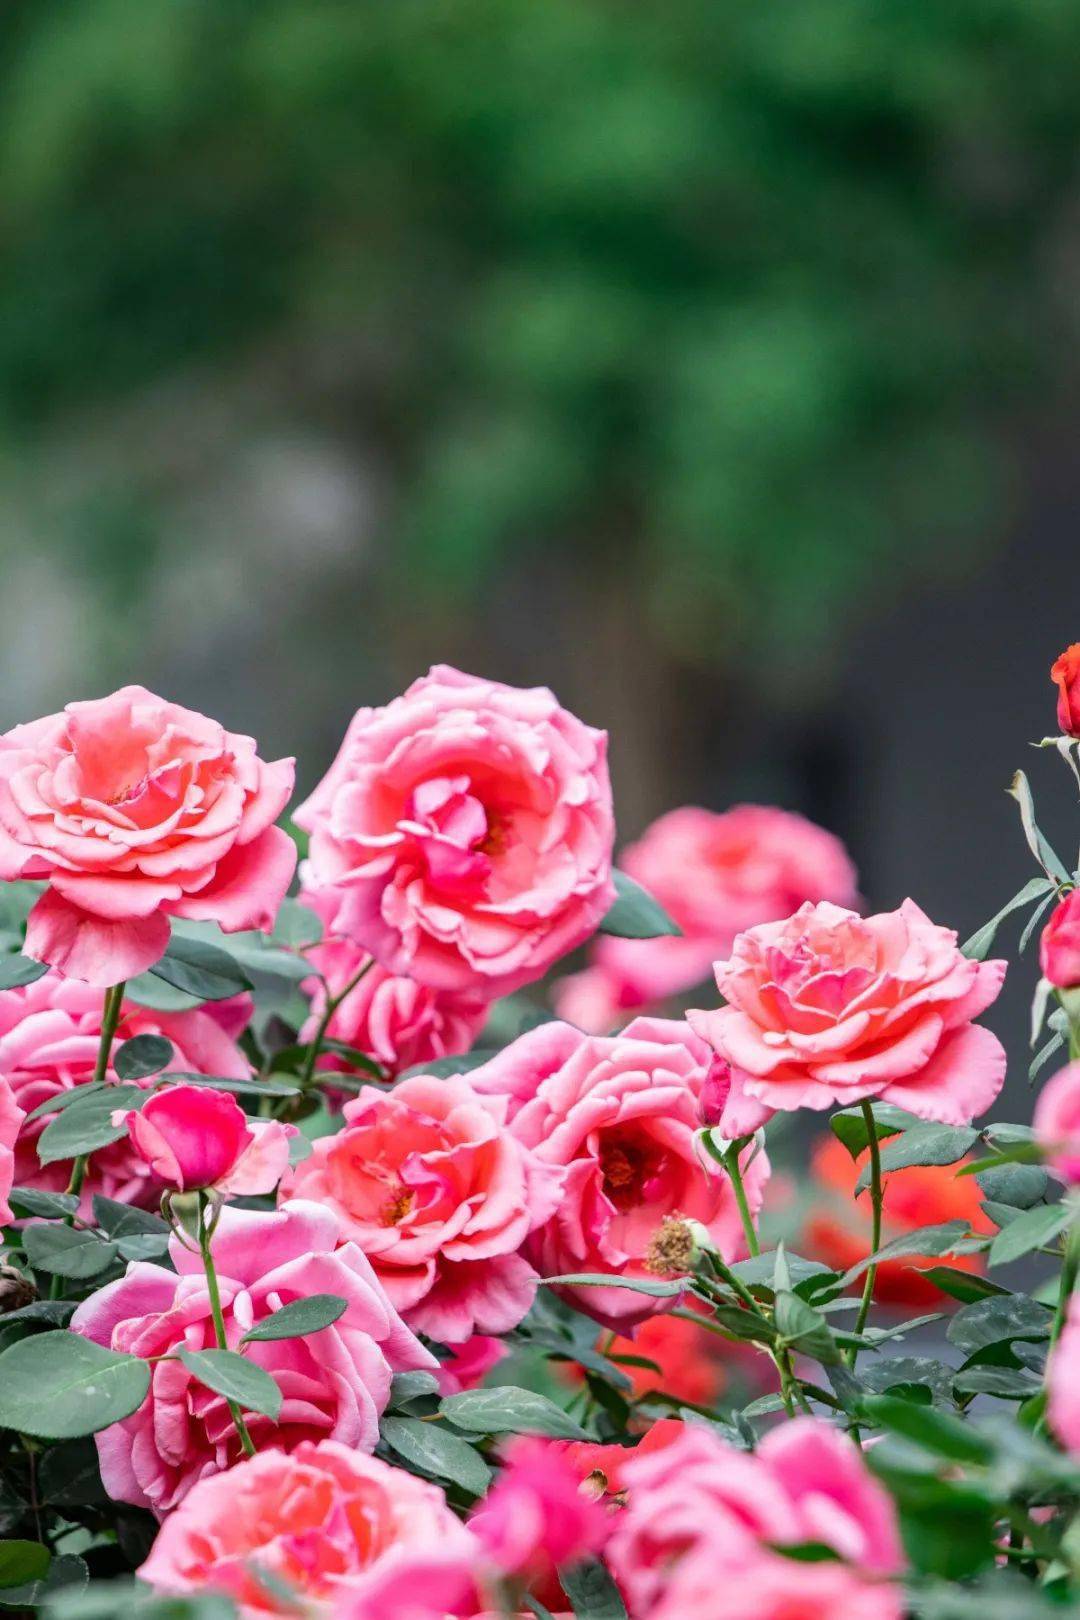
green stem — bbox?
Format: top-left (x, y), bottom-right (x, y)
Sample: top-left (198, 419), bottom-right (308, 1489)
top-left (297, 959), bottom-right (375, 1090)
top-left (719, 1137), bottom-right (760, 1259)
top-left (1050, 1209), bottom-right (1080, 1351)
top-left (64, 980), bottom-right (126, 1212)
top-left (846, 1100), bottom-right (883, 1369)
top-left (197, 1193), bottom-right (256, 1458)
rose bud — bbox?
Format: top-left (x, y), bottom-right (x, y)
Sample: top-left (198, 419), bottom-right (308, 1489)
top-left (1052, 644), bottom-right (1080, 738)
top-left (1041, 891), bottom-right (1080, 990)
top-left (700, 1057), bottom-right (733, 1128)
top-left (124, 1084), bottom-right (294, 1196)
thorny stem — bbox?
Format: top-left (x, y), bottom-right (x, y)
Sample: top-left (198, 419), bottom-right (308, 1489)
top-left (197, 1192), bottom-right (256, 1458)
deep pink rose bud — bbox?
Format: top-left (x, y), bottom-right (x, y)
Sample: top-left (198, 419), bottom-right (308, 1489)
top-left (125, 1084), bottom-right (293, 1196)
top-left (1041, 891), bottom-right (1080, 990)
top-left (700, 1057), bottom-right (733, 1128)
top-left (1052, 644), bottom-right (1080, 739)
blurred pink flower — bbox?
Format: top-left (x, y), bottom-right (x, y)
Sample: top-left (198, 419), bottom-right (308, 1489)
top-left (0, 1074), bottom-right (24, 1226)
top-left (1049, 1295), bottom-right (1080, 1453)
top-left (1041, 891), bottom-right (1080, 990)
top-left (1033, 1062), bottom-right (1080, 1184)
top-left (647, 1546), bottom-right (902, 1620)
top-left (471, 1436), bottom-right (607, 1581)
top-left (436, 1335), bottom-right (509, 1395)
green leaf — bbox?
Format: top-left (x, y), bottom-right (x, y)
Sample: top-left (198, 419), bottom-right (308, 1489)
top-left (1007, 771), bottom-right (1072, 885)
top-left (860, 1357), bottom-right (957, 1405)
top-left (597, 872), bottom-right (681, 939)
top-left (23, 1082), bottom-right (105, 1125)
top-left (148, 935), bottom-right (253, 1002)
top-left (558, 1559), bottom-right (628, 1620)
top-left (272, 898), bottom-right (323, 950)
top-left (974, 1163), bottom-right (1049, 1209)
top-left (388, 1371), bottom-right (442, 1412)
top-left (859, 1394), bottom-right (993, 1465)
top-left (161, 1071), bottom-right (301, 1098)
top-left (0, 956), bottom-right (49, 991)
top-left (440, 1385), bottom-right (590, 1441)
top-left (91, 1196), bottom-right (169, 1241)
top-left (401, 1050), bottom-right (499, 1080)
top-left (112, 1034), bottom-right (174, 1081)
top-left (946, 1294), bottom-right (1052, 1355)
top-left (124, 974), bottom-right (206, 1012)
top-left (1030, 1031), bottom-right (1065, 1084)
top-left (918, 1267), bottom-right (1009, 1305)
top-left (988, 1203), bottom-right (1070, 1266)
top-left (834, 1221), bottom-right (971, 1290)
top-left (773, 1291), bottom-right (841, 1364)
top-left (540, 1272), bottom-right (684, 1297)
top-left (829, 1103), bottom-right (917, 1160)
top-left (36, 1085), bottom-right (147, 1164)
top-left (240, 1295), bottom-right (348, 1344)
top-left (0, 1542), bottom-right (49, 1589)
top-left (855, 1124), bottom-right (977, 1192)
top-left (381, 1414), bottom-right (491, 1495)
top-left (0, 1332), bottom-right (150, 1438)
top-left (960, 876), bottom-right (1055, 960)
top-left (727, 1251), bottom-right (836, 1294)
top-left (177, 1349), bottom-right (282, 1421)
top-left (952, 1365), bottom-right (1041, 1399)
top-left (23, 1226), bottom-right (117, 1280)
top-left (6, 1188), bottom-right (79, 1220)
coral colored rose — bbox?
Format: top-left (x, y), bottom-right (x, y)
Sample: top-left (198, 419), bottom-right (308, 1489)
top-left (436, 1335), bottom-right (509, 1395)
top-left (648, 1547), bottom-right (903, 1620)
top-left (805, 1135), bottom-right (993, 1308)
top-left (139, 1441), bottom-right (471, 1619)
top-left (71, 1200), bottom-right (435, 1516)
top-left (1052, 644), bottom-right (1080, 738)
top-left (688, 900), bottom-right (1007, 1133)
top-left (1, 975), bottom-right (251, 1212)
top-left (0, 685), bottom-right (296, 985)
top-left (0, 1075), bottom-right (24, 1226)
top-left (125, 1083), bottom-right (294, 1196)
top-left (1034, 1063), bottom-right (1080, 1184)
top-left (1041, 891), bottom-right (1080, 990)
top-left (282, 1073), bottom-right (564, 1343)
top-left (1048, 1295), bottom-right (1080, 1453)
top-left (299, 890), bottom-right (489, 1084)
top-left (470, 1018), bottom-right (770, 1330)
top-left (471, 1436), bottom-right (608, 1581)
top-left (294, 666), bottom-right (615, 997)
top-left (554, 805), bottom-right (858, 1032)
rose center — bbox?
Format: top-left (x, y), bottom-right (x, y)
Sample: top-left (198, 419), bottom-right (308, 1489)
top-left (599, 1137), bottom-right (658, 1211)
top-left (379, 1184), bottom-right (416, 1227)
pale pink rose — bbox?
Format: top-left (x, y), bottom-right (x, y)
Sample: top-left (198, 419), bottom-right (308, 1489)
top-left (554, 805), bottom-right (858, 1032)
top-left (294, 666), bottom-right (615, 997)
top-left (282, 1073), bottom-right (564, 1343)
top-left (71, 1200), bottom-right (435, 1516)
top-left (1041, 891), bottom-right (1080, 990)
top-left (0, 1074), bottom-right (24, 1225)
top-left (1, 975), bottom-right (252, 1212)
top-left (124, 1083), bottom-right (294, 1197)
top-left (139, 1441), bottom-right (471, 1619)
top-left (688, 900), bottom-right (1007, 1134)
top-left (436, 1335), bottom-right (509, 1394)
top-left (1048, 1295), bottom-right (1080, 1453)
top-left (299, 890), bottom-right (489, 1083)
top-left (0, 686), bottom-right (296, 985)
top-left (470, 1017), bottom-right (769, 1330)
top-left (1033, 1063), bottom-right (1080, 1184)
top-left (648, 1546), bottom-right (903, 1620)
top-left (471, 1436), bottom-right (607, 1581)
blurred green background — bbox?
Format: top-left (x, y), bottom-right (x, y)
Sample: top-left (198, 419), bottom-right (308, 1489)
top-left (2, 0), bottom-right (1079, 1054)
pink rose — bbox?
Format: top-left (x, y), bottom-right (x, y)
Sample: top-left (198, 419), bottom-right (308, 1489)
top-left (688, 900), bottom-right (1007, 1133)
top-left (139, 1441), bottom-right (471, 1619)
top-left (648, 1546), bottom-right (902, 1620)
top-left (757, 1419), bottom-right (905, 1575)
top-left (0, 975), bottom-right (252, 1212)
top-left (1048, 1295), bottom-right (1080, 1453)
top-left (1041, 891), bottom-right (1080, 990)
top-left (124, 1083), bottom-right (294, 1196)
top-left (282, 1073), bottom-right (564, 1343)
top-left (299, 890), bottom-right (489, 1082)
top-left (470, 1018), bottom-right (770, 1330)
top-left (71, 1200), bottom-right (435, 1516)
top-left (0, 685), bottom-right (296, 985)
top-left (332, 1549), bottom-right (498, 1620)
top-left (1052, 644), bottom-right (1080, 739)
top-left (294, 666), bottom-right (615, 996)
top-left (470, 1436), bottom-right (607, 1581)
top-left (1033, 1063), bottom-right (1080, 1184)
top-left (554, 805), bottom-right (858, 1032)
top-left (0, 1075), bottom-right (24, 1226)
top-left (436, 1335), bottom-right (509, 1394)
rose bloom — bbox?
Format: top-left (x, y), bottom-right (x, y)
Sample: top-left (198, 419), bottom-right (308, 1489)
top-left (1, 975), bottom-right (252, 1212)
top-left (124, 1084), bottom-right (294, 1197)
top-left (71, 1201), bottom-right (435, 1516)
top-left (0, 1075), bottom-right (24, 1226)
top-left (1052, 643), bottom-right (1080, 738)
top-left (471, 1436), bottom-right (608, 1582)
top-left (805, 1134), bottom-right (994, 1308)
top-left (436, 1335), bottom-right (509, 1395)
top-left (470, 1018), bottom-right (770, 1331)
top-left (688, 900), bottom-right (1007, 1134)
top-left (1041, 891), bottom-right (1080, 990)
top-left (0, 685), bottom-right (296, 985)
top-left (294, 666), bottom-right (615, 997)
top-left (139, 1441), bottom-right (471, 1620)
top-left (555, 805), bottom-right (858, 1033)
top-left (299, 890), bottom-right (489, 1084)
top-left (647, 1547), bottom-right (902, 1620)
top-left (1034, 1063), bottom-right (1080, 1184)
top-left (1048, 1295), bottom-right (1080, 1454)
top-left (282, 1073), bottom-right (564, 1343)
top-left (333, 1549), bottom-right (564, 1620)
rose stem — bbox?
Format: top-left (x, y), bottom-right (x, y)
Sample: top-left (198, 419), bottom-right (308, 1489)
top-left (197, 1191), bottom-right (256, 1458)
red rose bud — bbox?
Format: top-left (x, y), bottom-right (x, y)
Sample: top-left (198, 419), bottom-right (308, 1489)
top-left (125, 1084), bottom-right (294, 1196)
top-left (1041, 891), bottom-right (1080, 990)
top-left (699, 1056), bottom-right (732, 1128)
top-left (1052, 644), bottom-right (1080, 738)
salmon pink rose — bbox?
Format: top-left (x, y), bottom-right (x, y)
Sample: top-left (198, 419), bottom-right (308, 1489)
top-left (470, 1018), bottom-right (769, 1330)
top-left (124, 1083), bottom-right (294, 1196)
top-left (556, 805), bottom-right (858, 1032)
top-left (1048, 1295), bottom-right (1080, 1453)
top-left (1, 975), bottom-right (251, 1212)
top-left (648, 1547), bottom-right (902, 1620)
top-left (294, 666), bottom-right (615, 996)
top-left (282, 1073), bottom-right (564, 1343)
top-left (1052, 643), bottom-right (1080, 738)
top-left (1041, 891), bottom-right (1080, 990)
top-left (139, 1441), bottom-right (471, 1619)
top-left (0, 685), bottom-right (296, 985)
top-left (335, 1549), bottom-right (538, 1620)
top-left (0, 1075), bottom-right (23, 1226)
top-left (688, 900), bottom-right (1007, 1134)
top-left (1034, 1063), bottom-right (1080, 1184)
top-left (71, 1200), bottom-right (435, 1516)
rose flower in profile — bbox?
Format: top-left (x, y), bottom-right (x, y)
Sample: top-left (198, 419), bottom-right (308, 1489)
top-left (1051, 643), bottom-right (1080, 738)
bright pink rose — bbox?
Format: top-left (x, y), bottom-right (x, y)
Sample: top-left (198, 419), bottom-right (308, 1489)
top-left (1041, 891), bottom-right (1080, 990)
top-left (282, 1073), bottom-right (564, 1343)
top-left (1048, 1295), bottom-right (1080, 1453)
top-left (648, 1546), bottom-right (902, 1620)
top-left (139, 1441), bottom-right (471, 1619)
top-left (1033, 1063), bottom-right (1080, 1184)
top-left (757, 1419), bottom-right (905, 1575)
top-left (294, 666), bottom-right (616, 996)
top-left (470, 1018), bottom-right (769, 1330)
top-left (333, 1549), bottom-right (498, 1620)
top-left (1052, 644), bottom-right (1080, 739)
top-left (471, 1436), bottom-right (607, 1581)
top-left (436, 1335), bottom-right (509, 1394)
top-left (0, 1074), bottom-right (24, 1225)
top-left (125, 1083), bottom-right (294, 1196)
top-left (0, 685), bottom-right (296, 985)
top-left (554, 805), bottom-right (858, 1032)
top-left (71, 1200), bottom-right (435, 1516)
top-left (688, 900), bottom-right (1007, 1134)
top-left (1, 975), bottom-right (251, 1212)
